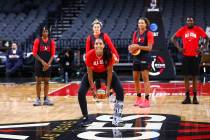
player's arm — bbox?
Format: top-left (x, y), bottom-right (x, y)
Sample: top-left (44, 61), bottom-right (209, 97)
top-left (32, 39), bottom-right (47, 65)
top-left (48, 40), bottom-right (56, 66)
top-left (171, 34), bottom-right (183, 52)
top-left (128, 32), bottom-right (139, 53)
top-left (87, 67), bottom-right (94, 89)
top-left (104, 34), bottom-right (119, 61)
top-left (138, 42), bottom-right (153, 52)
top-left (87, 67), bottom-right (96, 97)
top-left (139, 44), bottom-right (153, 51)
top-left (139, 31), bottom-right (154, 52)
top-left (171, 31), bottom-right (183, 53)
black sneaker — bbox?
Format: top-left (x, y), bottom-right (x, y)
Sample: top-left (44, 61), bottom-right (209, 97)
top-left (182, 97), bottom-right (191, 104)
top-left (192, 96), bottom-right (199, 104)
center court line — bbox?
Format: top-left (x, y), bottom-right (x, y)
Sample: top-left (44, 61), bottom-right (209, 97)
top-left (0, 123), bottom-right (50, 129)
top-left (0, 134), bottom-right (29, 140)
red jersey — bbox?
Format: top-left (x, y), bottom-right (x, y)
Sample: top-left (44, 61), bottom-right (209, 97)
top-left (85, 49), bottom-right (114, 73)
top-left (33, 38), bottom-right (56, 57)
top-left (85, 33), bottom-right (119, 59)
top-left (132, 30), bottom-right (154, 45)
top-left (175, 25), bottom-right (207, 56)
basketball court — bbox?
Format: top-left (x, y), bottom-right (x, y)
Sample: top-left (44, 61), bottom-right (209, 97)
top-left (0, 0), bottom-right (210, 139)
top-left (0, 81), bottom-right (210, 139)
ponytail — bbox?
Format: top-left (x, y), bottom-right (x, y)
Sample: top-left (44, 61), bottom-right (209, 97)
top-left (103, 47), bottom-right (112, 68)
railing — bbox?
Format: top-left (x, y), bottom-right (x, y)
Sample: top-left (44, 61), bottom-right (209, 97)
top-left (22, 38), bottom-right (132, 53)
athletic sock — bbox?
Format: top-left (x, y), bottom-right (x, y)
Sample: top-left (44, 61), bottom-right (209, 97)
top-left (137, 93), bottom-right (141, 97)
top-left (145, 95), bottom-right (149, 100)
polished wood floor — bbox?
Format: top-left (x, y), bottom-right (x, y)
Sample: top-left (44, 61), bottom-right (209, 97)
top-left (0, 83), bottom-right (210, 125)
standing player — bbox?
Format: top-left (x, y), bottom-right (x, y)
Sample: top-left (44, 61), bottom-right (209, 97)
top-left (32, 26), bottom-right (56, 106)
top-left (78, 38), bottom-right (124, 126)
top-left (128, 17), bottom-right (154, 107)
top-left (171, 17), bottom-right (209, 104)
top-left (86, 19), bottom-right (119, 61)
top-left (85, 19), bottom-right (119, 101)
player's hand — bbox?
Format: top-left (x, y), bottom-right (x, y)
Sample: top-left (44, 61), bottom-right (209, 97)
top-left (41, 60), bottom-right (47, 66)
top-left (113, 54), bottom-right (119, 64)
top-left (106, 88), bottom-right (110, 97)
top-left (90, 88), bottom-right (97, 98)
top-left (41, 61), bottom-right (48, 71)
top-left (43, 63), bottom-right (51, 71)
top-left (128, 44), bottom-right (139, 53)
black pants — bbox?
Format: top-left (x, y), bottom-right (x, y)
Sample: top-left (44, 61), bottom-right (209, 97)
top-left (78, 71), bottom-right (124, 117)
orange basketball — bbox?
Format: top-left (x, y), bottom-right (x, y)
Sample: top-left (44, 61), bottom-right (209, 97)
top-left (129, 44), bottom-right (141, 56)
top-left (131, 49), bottom-right (141, 56)
top-left (96, 89), bottom-right (107, 99)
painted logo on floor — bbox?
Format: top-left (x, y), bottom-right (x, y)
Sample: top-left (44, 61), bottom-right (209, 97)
top-left (0, 114), bottom-right (210, 139)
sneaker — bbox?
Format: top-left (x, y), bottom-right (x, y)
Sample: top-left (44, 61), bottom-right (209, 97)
top-left (109, 94), bottom-right (116, 103)
top-left (134, 97), bottom-right (143, 106)
top-left (33, 97), bottom-right (41, 106)
top-left (192, 96), bottom-right (199, 104)
top-left (112, 122), bottom-right (125, 127)
top-left (43, 97), bottom-right (54, 106)
top-left (139, 99), bottom-right (150, 108)
top-left (182, 96), bottom-right (191, 104)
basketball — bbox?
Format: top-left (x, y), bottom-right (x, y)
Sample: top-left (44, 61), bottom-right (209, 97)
top-left (129, 44), bottom-right (141, 56)
top-left (131, 48), bottom-right (141, 56)
top-left (96, 89), bottom-right (107, 99)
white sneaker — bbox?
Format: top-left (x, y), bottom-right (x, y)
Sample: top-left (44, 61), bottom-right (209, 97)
top-left (33, 97), bottom-right (41, 106)
top-left (109, 94), bottom-right (116, 103)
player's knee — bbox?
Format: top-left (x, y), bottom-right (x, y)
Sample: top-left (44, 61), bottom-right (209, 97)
top-left (36, 79), bottom-right (42, 85)
top-left (43, 79), bottom-right (49, 85)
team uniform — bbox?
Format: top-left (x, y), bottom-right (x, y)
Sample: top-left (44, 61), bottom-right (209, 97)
top-left (132, 30), bottom-right (154, 71)
top-left (175, 25), bottom-right (208, 75)
top-left (86, 32), bottom-right (119, 58)
top-left (33, 38), bottom-right (56, 77)
top-left (85, 32), bottom-right (119, 89)
top-left (78, 49), bottom-right (124, 126)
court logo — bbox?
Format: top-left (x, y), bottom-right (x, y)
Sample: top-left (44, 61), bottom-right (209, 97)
top-left (77, 114), bottom-right (166, 139)
top-left (149, 55), bottom-right (166, 76)
top-left (1, 114), bottom-right (210, 139)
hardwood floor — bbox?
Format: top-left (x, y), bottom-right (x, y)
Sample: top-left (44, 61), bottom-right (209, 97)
top-left (0, 83), bottom-right (210, 125)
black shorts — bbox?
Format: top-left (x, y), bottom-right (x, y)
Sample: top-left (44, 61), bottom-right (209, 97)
top-left (35, 63), bottom-right (52, 77)
top-left (133, 62), bottom-right (149, 71)
top-left (133, 56), bottom-right (149, 71)
top-left (182, 56), bottom-right (200, 76)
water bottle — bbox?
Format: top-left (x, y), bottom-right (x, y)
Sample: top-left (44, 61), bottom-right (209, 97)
top-left (65, 72), bottom-right (68, 84)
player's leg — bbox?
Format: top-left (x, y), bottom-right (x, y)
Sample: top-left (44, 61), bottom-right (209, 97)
top-left (110, 72), bottom-right (124, 126)
top-left (33, 76), bottom-right (42, 106)
top-left (43, 77), bottom-right (53, 105)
